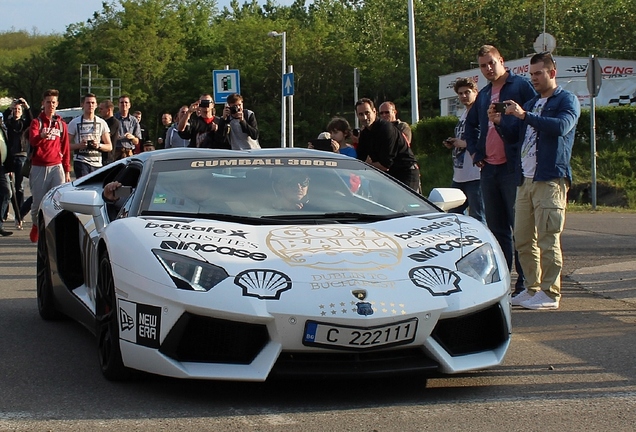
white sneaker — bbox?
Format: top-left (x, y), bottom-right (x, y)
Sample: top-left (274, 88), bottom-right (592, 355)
top-left (511, 289), bottom-right (533, 306)
top-left (519, 290), bottom-right (559, 310)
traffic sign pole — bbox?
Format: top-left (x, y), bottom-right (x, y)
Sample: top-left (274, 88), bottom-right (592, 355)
top-left (288, 65), bottom-right (294, 147)
top-left (587, 55), bottom-right (602, 210)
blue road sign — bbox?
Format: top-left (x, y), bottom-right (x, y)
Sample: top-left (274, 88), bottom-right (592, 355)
top-left (283, 72), bottom-right (294, 97)
top-left (213, 69), bottom-right (241, 104)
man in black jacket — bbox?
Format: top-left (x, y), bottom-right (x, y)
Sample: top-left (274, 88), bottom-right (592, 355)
top-left (178, 93), bottom-right (225, 149)
top-left (355, 98), bottom-right (420, 192)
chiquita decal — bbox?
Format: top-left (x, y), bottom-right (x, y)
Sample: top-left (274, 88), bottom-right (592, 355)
top-left (266, 226), bottom-right (402, 270)
top-left (118, 299), bottom-right (162, 348)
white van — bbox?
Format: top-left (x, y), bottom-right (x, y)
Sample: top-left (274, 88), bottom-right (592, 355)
top-left (56, 107), bottom-right (83, 123)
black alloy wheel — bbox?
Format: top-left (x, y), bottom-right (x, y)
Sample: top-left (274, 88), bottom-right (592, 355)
top-left (36, 217), bottom-right (62, 320)
top-left (96, 250), bottom-right (130, 381)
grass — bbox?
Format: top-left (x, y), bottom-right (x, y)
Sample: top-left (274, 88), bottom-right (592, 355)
top-left (417, 139), bottom-right (636, 210)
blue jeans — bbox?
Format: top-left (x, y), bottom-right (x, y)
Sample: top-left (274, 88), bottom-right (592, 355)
top-left (480, 162), bottom-right (518, 271)
top-left (73, 161), bottom-right (99, 179)
top-left (450, 179), bottom-right (486, 224)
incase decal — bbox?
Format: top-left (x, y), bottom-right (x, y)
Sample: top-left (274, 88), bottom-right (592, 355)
top-left (160, 240), bottom-right (267, 261)
top-left (118, 300), bottom-right (162, 348)
top-left (407, 235), bottom-right (482, 262)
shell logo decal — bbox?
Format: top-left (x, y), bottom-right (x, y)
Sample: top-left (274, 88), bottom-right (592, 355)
top-left (234, 269), bottom-right (292, 300)
top-left (409, 266), bottom-right (461, 296)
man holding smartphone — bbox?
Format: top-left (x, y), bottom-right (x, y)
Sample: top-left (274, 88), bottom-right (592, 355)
top-left (68, 93), bottom-right (112, 178)
top-left (178, 93), bottom-right (224, 148)
top-left (502, 52), bottom-right (580, 310)
top-left (465, 45), bottom-right (536, 294)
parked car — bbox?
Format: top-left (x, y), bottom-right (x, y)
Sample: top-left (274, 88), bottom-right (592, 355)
top-left (37, 148), bottom-right (511, 381)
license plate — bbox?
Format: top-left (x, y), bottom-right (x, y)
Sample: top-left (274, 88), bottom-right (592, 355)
top-left (302, 318), bottom-right (418, 350)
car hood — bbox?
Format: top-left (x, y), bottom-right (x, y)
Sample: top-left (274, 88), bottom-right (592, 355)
top-left (109, 213), bottom-right (497, 283)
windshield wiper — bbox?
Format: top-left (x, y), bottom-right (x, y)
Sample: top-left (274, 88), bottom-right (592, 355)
top-left (140, 210), bottom-right (287, 225)
top-left (261, 212), bottom-right (393, 222)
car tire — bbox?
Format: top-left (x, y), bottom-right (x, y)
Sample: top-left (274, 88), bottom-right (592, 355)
top-left (36, 217), bottom-right (62, 320)
top-left (96, 250), bottom-right (131, 381)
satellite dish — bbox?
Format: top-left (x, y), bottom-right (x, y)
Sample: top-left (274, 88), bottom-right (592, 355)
top-left (533, 33), bottom-right (556, 53)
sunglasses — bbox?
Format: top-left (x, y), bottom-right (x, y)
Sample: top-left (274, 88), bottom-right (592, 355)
top-left (286, 178), bottom-right (310, 188)
top-left (379, 111), bottom-right (391, 115)
top-left (538, 51), bottom-right (557, 68)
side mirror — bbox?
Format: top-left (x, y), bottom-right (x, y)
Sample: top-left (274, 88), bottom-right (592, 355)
top-left (59, 189), bottom-right (107, 232)
top-left (428, 187), bottom-right (466, 212)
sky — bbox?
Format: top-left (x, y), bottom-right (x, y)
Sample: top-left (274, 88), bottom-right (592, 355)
top-left (1, 0), bottom-right (294, 35)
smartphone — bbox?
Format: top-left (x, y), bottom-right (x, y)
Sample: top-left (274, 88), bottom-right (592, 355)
top-left (114, 185), bottom-right (133, 200)
top-left (310, 138), bottom-right (333, 151)
top-left (493, 102), bottom-right (508, 113)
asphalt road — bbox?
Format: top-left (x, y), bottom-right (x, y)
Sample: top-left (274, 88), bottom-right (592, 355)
top-left (1, 212), bottom-right (635, 431)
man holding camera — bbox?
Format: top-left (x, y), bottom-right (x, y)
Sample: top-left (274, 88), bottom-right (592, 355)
top-left (465, 45), bottom-right (536, 294)
top-left (218, 93), bottom-right (260, 150)
top-left (114, 95), bottom-right (142, 159)
top-left (68, 93), bottom-right (113, 178)
top-left (178, 93), bottom-right (224, 148)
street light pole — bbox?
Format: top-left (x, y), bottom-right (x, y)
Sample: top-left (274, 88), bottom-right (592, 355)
top-left (268, 31), bottom-right (287, 148)
top-left (407, 0), bottom-right (419, 124)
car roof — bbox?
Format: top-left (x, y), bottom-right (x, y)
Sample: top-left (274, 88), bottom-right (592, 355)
top-left (133, 147), bottom-right (355, 163)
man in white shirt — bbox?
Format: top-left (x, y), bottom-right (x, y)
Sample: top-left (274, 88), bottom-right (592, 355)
top-left (68, 93), bottom-right (112, 178)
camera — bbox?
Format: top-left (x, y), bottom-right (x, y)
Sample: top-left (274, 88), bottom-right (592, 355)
top-left (229, 105), bottom-right (241, 115)
top-left (493, 102), bottom-right (508, 114)
top-left (199, 99), bottom-right (211, 108)
top-left (352, 128), bottom-right (360, 137)
top-left (87, 140), bottom-right (97, 149)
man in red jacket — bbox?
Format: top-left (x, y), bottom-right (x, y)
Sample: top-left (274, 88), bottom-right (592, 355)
top-left (28, 89), bottom-right (71, 243)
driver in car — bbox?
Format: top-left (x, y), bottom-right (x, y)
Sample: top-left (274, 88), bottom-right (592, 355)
top-left (272, 171), bottom-right (311, 210)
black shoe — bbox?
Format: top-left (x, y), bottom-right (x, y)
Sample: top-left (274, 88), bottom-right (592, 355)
top-left (0, 228), bottom-right (13, 237)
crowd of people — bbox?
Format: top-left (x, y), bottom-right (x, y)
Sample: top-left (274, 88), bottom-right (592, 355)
top-left (1, 44), bottom-right (580, 312)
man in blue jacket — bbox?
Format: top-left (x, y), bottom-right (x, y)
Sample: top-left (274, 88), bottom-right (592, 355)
top-left (502, 51), bottom-right (580, 310)
top-left (465, 45), bottom-right (537, 293)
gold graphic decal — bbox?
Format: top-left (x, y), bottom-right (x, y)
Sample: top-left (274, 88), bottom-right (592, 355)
top-left (316, 300), bottom-right (407, 316)
top-left (266, 226), bottom-right (402, 270)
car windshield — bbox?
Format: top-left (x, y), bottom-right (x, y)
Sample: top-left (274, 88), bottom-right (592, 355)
top-left (139, 155), bottom-right (437, 221)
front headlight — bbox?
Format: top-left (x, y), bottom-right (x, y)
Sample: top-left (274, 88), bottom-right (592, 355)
top-left (152, 249), bottom-right (228, 291)
top-left (456, 243), bottom-right (500, 285)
